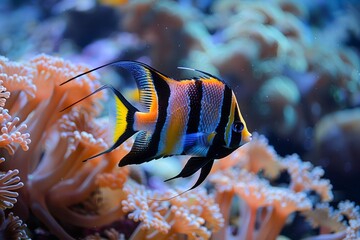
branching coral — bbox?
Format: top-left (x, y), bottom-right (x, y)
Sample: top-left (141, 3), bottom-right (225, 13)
top-left (122, 184), bottom-right (171, 236)
top-left (121, 183), bottom-right (223, 240)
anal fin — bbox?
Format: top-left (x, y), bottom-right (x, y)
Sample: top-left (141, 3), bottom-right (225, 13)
top-left (189, 159), bottom-right (214, 190)
top-left (165, 157), bottom-right (214, 190)
top-left (165, 157), bottom-right (208, 182)
top-left (150, 159), bottom-right (215, 201)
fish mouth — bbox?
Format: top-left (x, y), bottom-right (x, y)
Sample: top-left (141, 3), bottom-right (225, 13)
top-left (241, 131), bottom-right (252, 144)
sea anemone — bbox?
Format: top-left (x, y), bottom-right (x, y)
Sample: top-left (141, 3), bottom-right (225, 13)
top-left (0, 211), bottom-right (28, 240)
top-left (0, 163), bottom-right (23, 210)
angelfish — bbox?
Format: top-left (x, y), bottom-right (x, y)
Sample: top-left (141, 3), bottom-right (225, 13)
top-left (61, 61), bottom-right (252, 191)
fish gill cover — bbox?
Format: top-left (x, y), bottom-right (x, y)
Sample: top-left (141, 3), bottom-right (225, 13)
top-left (0, 0), bottom-right (359, 239)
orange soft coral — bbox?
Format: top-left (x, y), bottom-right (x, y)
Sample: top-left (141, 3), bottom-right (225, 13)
top-left (27, 109), bottom-right (128, 239)
top-left (211, 133), bottom-right (336, 240)
top-left (213, 133), bottom-right (281, 179)
top-left (0, 80), bottom-right (30, 155)
top-left (0, 167), bottom-right (24, 210)
top-left (303, 201), bottom-right (360, 239)
top-left (121, 182), bottom-right (224, 240)
top-left (122, 183), bottom-right (171, 237)
top-left (0, 54), bottom-right (130, 239)
top-left (0, 211), bottom-right (29, 240)
top-left (0, 56), bottom-right (36, 100)
top-left (281, 154), bottom-right (333, 202)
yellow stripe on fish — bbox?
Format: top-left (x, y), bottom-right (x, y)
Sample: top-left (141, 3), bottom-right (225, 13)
top-left (60, 61), bottom-right (252, 192)
top-left (114, 94), bottom-right (128, 142)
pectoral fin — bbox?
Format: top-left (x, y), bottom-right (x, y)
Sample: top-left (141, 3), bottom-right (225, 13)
top-left (184, 132), bottom-right (216, 147)
top-left (183, 132), bottom-right (216, 156)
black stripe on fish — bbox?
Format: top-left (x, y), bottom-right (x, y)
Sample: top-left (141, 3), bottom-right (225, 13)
top-left (152, 71), bottom-right (172, 157)
top-left (119, 68), bottom-right (171, 166)
top-left (230, 108), bottom-right (242, 147)
top-left (186, 80), bottom-right (202, 134)
top-left (207, 86), bottom-right (233, 158)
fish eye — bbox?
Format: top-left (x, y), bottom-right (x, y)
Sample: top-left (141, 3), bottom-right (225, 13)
top-left (232, 121), bottom-right (244, 133)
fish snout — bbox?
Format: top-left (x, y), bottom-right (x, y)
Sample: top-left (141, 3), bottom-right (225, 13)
top-left (241, 131), bottom-right (252, 145)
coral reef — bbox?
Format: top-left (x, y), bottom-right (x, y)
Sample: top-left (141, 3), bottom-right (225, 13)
top-left (0, 54), bottom-right (359, 239)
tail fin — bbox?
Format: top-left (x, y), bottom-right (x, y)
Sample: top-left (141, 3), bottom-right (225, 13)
top-left (60, 84), bottom-right (138, 162)
top-left (111, 85), bottom-right (138, 146)
top-left (85, 85), bottom-right (138, 162)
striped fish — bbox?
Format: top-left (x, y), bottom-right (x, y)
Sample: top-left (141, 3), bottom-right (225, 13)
top-left (61, 61), bottom-right (252, 191)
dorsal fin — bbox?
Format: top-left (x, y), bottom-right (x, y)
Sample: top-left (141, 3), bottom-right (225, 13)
top-left (114, 61), bottom-right (169, 112)
top-left (60, 60), bottom-right (169, 113)
top-left (178, 66), bottom-right (224, 82)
